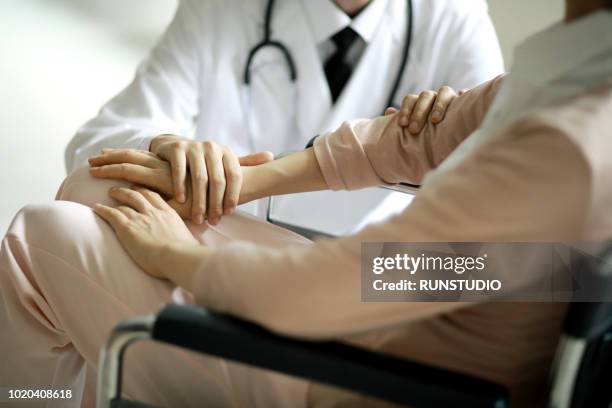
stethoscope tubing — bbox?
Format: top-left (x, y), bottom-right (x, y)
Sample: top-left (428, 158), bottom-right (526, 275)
top-left (244, 0), bottom-right (413, 112)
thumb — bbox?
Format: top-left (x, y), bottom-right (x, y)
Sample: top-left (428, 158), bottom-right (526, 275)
top-left (239, 151), bottom-right (274, 166)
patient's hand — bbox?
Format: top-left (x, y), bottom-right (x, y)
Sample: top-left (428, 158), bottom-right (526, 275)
top-left (93, 187), bottom-right (200, 281)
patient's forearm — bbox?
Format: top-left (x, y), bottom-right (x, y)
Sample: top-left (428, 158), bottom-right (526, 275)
top-left (239, 148), bottom-right (327, 204)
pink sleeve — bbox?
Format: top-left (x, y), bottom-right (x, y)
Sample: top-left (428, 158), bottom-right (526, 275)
top-left (191, 118), bottom-right (590, 339)
top-left (313, 75), bottom-right (505, 190)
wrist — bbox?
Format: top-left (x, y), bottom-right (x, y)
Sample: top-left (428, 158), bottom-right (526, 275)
top-left (238, 149), bottom-right (326, 204)
top-left (157, 242), bottom-right (209, 290)
top-left (238, 165), bottom-right (263, 204)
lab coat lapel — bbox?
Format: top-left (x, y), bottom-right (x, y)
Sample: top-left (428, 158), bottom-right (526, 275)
top-left (246, 0), bottom-right (402, 147)
top-left (319, 8), bottom-right (401, 134)
top-left (271, 0), bottom-right (333, 147)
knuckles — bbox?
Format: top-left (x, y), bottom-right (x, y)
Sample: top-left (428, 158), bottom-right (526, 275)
top-left (402, 94), bottom-right (416, 104)
top-left (226, 170), bottom-right (242, 182)
top-left (400, 95), bottom-right (418, 111)
top-left (192, 171), bottom-right (208, 182)
top-left (419, 90), bottom-right (436, 99)
top-left (171, 141), bottom-right (186, 152)
top-left (209, 178), bottom-right (226, 190)
top-left (434, 102), bottom-right (445, 111)
top-left (202, 140), bottom-right (215, 150)
top-left (118, 163), bottom-right (133, 173)
top-left (155, 138), bottom-right (245, 220)
top-left (202, 141), bottom-right (221, 156)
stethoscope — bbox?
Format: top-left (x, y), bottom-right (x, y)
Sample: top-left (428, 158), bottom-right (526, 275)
top-left (242, 0), bottom-right (413, 152)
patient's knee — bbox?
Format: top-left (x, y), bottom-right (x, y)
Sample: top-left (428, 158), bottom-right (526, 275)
top-left (56, 164), bottom-right (130, 208)
top-left (5, 202), bottom-right (111, 258)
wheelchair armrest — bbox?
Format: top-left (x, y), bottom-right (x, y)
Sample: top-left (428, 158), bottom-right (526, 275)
top-left (152, 304), bottom-right (509, 408)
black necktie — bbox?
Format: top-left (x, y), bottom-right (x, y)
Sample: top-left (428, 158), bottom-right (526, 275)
top-left (324, 27), bottom-right (359, 102)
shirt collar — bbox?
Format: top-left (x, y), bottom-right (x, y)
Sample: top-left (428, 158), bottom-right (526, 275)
top-left (351, 0), bottom-right (388, 43)
top-left (302, 0), bottom-right (389, 45)
top-left (511, 10), bottom-right (612, 86)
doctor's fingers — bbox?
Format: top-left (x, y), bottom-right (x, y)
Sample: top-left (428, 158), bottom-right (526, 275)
top-left (88, 148), bottom-right (164, 169)
top-left (221, 148), bottom-right (242, 216)
top-left (203, 142), bottom-right (228, 225)
top-left (89, 164), bottom-right (174, 196)
top-left (384, 107), bottom-right (398, 116)
top-left (166, 190), bottom-right (194, 220)
top-left (167, 143), bottom-right (188, 204)
top-left (187, 145), bottom-right (208, 225)
top-left (406, 91), bottom-right (438, 134)
top-left (398, 94), bottom-right (419, 129)
top-left (430, 86), bottom-right (458, 124)
top-left (398, 87), bottom-right (459, 133)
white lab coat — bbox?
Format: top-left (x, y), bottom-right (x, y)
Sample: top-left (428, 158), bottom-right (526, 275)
top-left (65, 0), bottom-right (504, 231)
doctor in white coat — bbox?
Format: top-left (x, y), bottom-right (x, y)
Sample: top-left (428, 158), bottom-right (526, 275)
top-left (67, 0), bottom-right (504, 230)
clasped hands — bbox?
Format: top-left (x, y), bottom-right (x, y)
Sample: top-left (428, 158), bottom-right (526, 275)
top-left (90, 86), bottom-right (461, 225)
top-left (89, 86), bottom-right (461, 281)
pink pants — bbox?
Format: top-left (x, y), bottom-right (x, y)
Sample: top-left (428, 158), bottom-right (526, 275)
top-left (0, 166), bottom-right (310, 407)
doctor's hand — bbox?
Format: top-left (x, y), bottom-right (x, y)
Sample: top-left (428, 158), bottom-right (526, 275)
top-left (149, 135), bottom-right (273, 225)
top-left (89, 148), bottom-right (270, 223)
top-left (385, 86), bottom-right (459, 134)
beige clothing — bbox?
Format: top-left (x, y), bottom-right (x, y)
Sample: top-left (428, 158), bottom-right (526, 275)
top-left (0, 167), bottom-right (311, 408)
top-left (191, 75), bottom-right (612, 406)
top-left (3, 75), bottom-right (611, 407)
top-left (2, 75), bottom-right (610, 407)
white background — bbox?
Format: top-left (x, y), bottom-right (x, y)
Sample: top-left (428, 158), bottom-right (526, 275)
top-left (0, 0), bottom-right (564, 233)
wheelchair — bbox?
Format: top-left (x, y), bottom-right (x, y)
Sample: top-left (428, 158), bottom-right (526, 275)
top-left (96, 188), bottom-right (612, 408)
